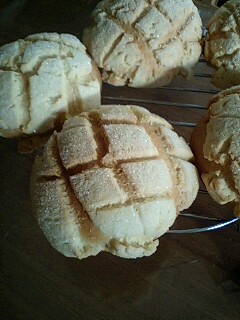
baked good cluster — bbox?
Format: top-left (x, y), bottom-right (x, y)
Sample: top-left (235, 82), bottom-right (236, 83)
top-left (0, 0), bottom-right (239, 260)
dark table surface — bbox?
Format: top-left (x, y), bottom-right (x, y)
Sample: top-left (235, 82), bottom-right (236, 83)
top-left (1, 1), bottom-right (240, 319)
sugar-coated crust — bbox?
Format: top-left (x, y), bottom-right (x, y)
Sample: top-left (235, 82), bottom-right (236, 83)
top-left (204, 0), bottom-right (240, 88)
top-left (0, 32), bottom-right (101, 139)
top-left (83, 0), bottom-right (202, 88)
top-left (31, 105), bottom-right (199, 260)
top-left (190, 86), bottom-right (240, 216)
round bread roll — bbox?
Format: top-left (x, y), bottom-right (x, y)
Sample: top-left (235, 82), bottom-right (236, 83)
top-left (0, 32), bottom-right (101, 138)
top-left (190, 86), bottom-right (240, 217)
top-left (31, 105), bottom-right (199, 259)
top-left (204, 0), bottom-right (240, 89)
top-left (82, 0), bottom-right (202, 88)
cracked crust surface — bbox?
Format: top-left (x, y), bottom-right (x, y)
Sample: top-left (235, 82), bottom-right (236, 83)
top-left (0, 33), bottom-right (101, 138)
top-left (82, 0), bottom-right (202, 88)
top-left (190, 86), bottom-right (240, 216)
top-left (31, 105), bottom-right (199, 259)
top-left (204, 0), bottom-right (240, 89)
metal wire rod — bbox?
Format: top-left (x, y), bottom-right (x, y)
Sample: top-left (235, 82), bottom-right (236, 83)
top-left (169, 121), bottom-right (196, 127)
top-left (102, 96), bottom-right (207, 110)
top-left (167, 215), bottom-right (239, 234)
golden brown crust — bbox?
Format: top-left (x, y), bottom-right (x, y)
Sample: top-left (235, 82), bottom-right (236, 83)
top-left (0, 32), bottom-right (101, 140)
top-left (190, 86), bottom-right (240, 216)
top-left (83, 0), bottom-right (202, 88)
top-left (190, 110), bottom-right (214, 175)
top-left (204, 0), bottom-right (240, 88)
top-left (31, 105), bottom-right (199, 259)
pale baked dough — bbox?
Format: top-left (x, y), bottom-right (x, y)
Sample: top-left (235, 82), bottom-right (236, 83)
top-left (82, 0), bottom-right (202, 88)
top-left (31, 105), bottom-right (199, 259)
top-left (190, 86), bottom-right (240, 216)
top-left (204, 0), bottom-right (240, 88)
top-left (0, 33), bottom-right (101, 138)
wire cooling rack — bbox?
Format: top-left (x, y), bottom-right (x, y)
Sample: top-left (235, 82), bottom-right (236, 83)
top-left (101, 57), bottom-right (239, 234)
